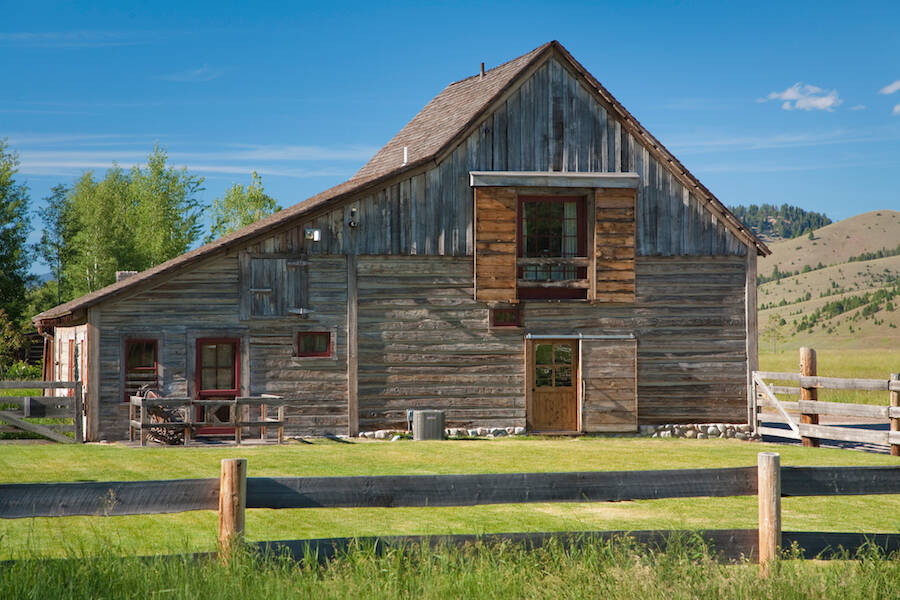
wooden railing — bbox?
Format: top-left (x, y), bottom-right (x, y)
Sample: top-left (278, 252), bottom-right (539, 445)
top-left (0, 380), bottom-right (83, 443)
top-left (1, 453), bottom-right (898, 566)
top-left (751, 349), bottom-right (900, 455)
top-left (129, 395), bottom-right (286, 446)
top-left (517, 256), bottom-right (590, 289)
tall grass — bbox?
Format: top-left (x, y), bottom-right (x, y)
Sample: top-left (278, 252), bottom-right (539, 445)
top-left (2, 536), bottom-right (898, 599)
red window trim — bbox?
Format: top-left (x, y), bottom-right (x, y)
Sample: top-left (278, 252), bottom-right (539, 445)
top-left (516, 195), bottom-right (588, 300)
top-left (124, 339), bottom-right (159, 402)
top-left (297, 331), bottom-right (332, 357)
top-left (491, 306), bottom-right (521, 327)
top-left (195, 338), bottom-right (241, 398)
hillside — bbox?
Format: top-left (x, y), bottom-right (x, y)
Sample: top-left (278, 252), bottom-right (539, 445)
top-left (761, 210), bottom-right (900, 278)
top-left (757, 210), bottom-right (900, 352)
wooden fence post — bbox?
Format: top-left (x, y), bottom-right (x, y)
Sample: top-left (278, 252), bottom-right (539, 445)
top-left (758, 452), bottom-right (781, 574)
top-left (218, 458), bottom-right (247, 559)
top-left (799, 347), bottom-right (819, 448)
top-left (73, 382), bottom-right (84, 444)
top-left (891, 373), bottom-right (899, 457)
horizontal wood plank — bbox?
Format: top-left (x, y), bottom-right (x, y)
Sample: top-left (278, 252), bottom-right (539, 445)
top-left (246, 467), bottom-right (757, 509)
top-left (782, 466), bottom-right (900, 496)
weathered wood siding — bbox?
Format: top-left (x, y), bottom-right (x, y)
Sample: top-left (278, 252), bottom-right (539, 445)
top-left (252, 57), bottom-right (746, 260)
top-left (581, 339), bottom-right (637, 432)
top-left (94, 254), bottom-right (347, 439)
top-left (635, 256), bottom-right (748, 423)
top-left (594, 188), bottom-right (636, 302)
top-left (474, 187), bottom-right (518, 302)
top-left (356, 256), bottom-right (524, 430)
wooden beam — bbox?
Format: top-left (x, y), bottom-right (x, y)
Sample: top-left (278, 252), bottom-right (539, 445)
top-left (516, 279), bottom-right (590, 289)
top-left (798, 423), bottom-right (889, 446)
top-left (86, 307), bottom-right (100, 441)
top-left (0, 411), bottom-right (74, 444)
top-left (244, 467), bottom-right (758, 509)
top-left (781, 466), bottom-right (900, 496)
top-left (0, 381), bottom-right (76, 390)
top-left (469, 171), bottom-right (640, 189)
top-left (891, 373), bottom-right (899, 457)
top-left (800, 348), bottom-right (819, 448)
top-left (757, 452), bottom-right (780, 574)
top-left (347, 254), bottom-right (359, 437)
top-left (745, 251), bottom-right (757, 426)
top-left (218, 458), bottom-right (247, 559)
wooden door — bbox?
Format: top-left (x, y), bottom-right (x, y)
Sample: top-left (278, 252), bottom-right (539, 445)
top-left (528, 340), bottom-right (578, 431)
top-left (581, 338), bottom-right (637, 432)
top-left (195, 339), bottom-right (239, 435)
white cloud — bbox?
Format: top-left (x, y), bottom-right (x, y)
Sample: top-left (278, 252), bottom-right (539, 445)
top-left (0, 30), bottom-right (143, 47)
top-left (894, 104), bottom-right (900, 116)
top-left (760, 82), bottom-right (842, 111)
top-left (11, 135), bottom-right (377, 179)
top-left (161, 65), bottom-right (225, 83)
top-left (849, 105), bottom-right (867, 111)
top-left (879, 80), bottom-right (900, 95)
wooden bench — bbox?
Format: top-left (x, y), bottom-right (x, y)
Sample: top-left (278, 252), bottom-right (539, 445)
top-left (129, 395), bottom-right (285, 446)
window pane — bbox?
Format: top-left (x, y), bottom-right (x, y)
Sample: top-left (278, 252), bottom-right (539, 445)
top-left (217, 343), bottom-right (233, 366)
top-left (535, 367), bottom-right (553, 387)
top-left (127, 342), bottom-right (155, 369)
top-left (216, 368), bottom-right (234, 390)
top-left (554, 344), bottom-right (572, 365)
top-left (201, 368), bottom-right (216, 390)
top-left (299, 335), bottom-right (315, 354)
top-left (201, 345), bottom-right (216, 367)
top-left (314, 333), bottom-right (329, 353)
top-left (555, 366), bottom-right (572, 387)
top-left (535, 344), bottom-right (553, 365)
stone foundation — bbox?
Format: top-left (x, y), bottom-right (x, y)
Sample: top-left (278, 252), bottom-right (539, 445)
top-left (356, 423), bottom-right (759, 441)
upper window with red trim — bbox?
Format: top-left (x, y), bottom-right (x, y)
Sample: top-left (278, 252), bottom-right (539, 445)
top-left (125, 339), bottom-right (158, 400)
top-left (297, 332), bottom-right (331, 357)
top-left (517, 195), bottom-right (587, 299)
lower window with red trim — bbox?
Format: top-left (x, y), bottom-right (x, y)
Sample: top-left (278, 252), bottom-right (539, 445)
top-left (297, 331), bottom-right (331, 357)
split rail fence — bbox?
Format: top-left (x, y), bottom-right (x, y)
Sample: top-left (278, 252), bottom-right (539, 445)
top-left (751, 348), bottom-right (900, 455)
top-left (0, 380), bottom-right (83, 443)
top-left (1, 453), bottom-right (898, 567)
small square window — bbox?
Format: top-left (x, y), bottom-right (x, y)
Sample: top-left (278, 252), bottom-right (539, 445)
top-left (297, 332), bottom-right (331, 357)
top-left (491, 306), bottom-right (521, 327)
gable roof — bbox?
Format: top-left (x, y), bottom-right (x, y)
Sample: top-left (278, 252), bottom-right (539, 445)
top-left (35, 40), bottom-right (768, 326)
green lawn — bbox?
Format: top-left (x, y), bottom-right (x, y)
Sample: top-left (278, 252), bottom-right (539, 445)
top-left (1, 437), bottom-right (898, 560)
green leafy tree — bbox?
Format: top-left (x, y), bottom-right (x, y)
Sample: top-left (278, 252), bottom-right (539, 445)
top-left (0, 309), bottom-right (26, 371)
top-left (206, 172), bottom-right (279, 243)
top-left (0, 140), bottom-right (32, 323)
top-left (761, 313), bottom-right (786, 353)
top-left (62, 145), bottom-right (205, 296)
top-left (36, 184), bottom-right (76, 305)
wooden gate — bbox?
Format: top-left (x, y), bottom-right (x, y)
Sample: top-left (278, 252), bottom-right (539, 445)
top-left (0, 380), bottom-right (83, 443)
top-left (581, 338), bottom-right (638, 432)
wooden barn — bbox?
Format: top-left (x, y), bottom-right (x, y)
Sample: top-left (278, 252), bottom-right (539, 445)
top-left (34, 41), bottom-right (769, 441)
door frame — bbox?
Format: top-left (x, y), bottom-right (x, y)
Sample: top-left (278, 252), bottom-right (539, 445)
top-left (525, 337), bottom-right (582, 433)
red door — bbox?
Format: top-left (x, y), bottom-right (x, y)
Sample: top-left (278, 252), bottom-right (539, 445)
top-left (195, 339), bottom-right (239, 435)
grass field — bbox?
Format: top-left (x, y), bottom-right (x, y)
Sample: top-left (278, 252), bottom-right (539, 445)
top-left (3, 536), bottom-right (899, 600)
top-left (1, 437), bottom-right (899, 560)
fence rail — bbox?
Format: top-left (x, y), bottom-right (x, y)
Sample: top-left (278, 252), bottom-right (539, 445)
top-left (751, 348), bottom-right (900, 454)
top-left (0, 380), bottom-right (83, 443)
top-left (1, 455), bottom-right (898, 567)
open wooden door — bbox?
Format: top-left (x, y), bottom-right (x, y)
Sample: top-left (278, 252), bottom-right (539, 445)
top-left (527, 339), bottom-right (579, 432)
top-left (580, 338), bottom-right (637, 432)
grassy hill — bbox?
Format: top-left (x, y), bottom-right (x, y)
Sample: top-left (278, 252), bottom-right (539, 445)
top-left (757, 210), bottom-right (900, 355)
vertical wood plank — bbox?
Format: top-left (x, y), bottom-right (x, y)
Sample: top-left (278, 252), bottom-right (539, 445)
top-left (218, 458), bottom-right (247, 559)
top-left (520, 74), bottom-right (534, 171)
top-left (800, 347), bottom-right (819, 448)
top-left (73, 381), bottom-right (83, 443)
top-left (506, 91), bottom-right (522, 171)
top-left (891, 373), bottom-right (899, 457)
top-left (347, 254), bottom-right (359, 436)
top-left (746, 250), bottom-right (758, 426)
top-left (533, 61), bottom-right (549, 171)
top-left (493, 101), bottom-right (507, 171)
top-left (757, 452), bottom-right (781, 574)
top-left (390, 184), bottom-right (401, 255)
top-left (646, 157), bottom-right (658, 253)
top-left (86, 307), bottom-right (100, 442)
top-left (399, 179), bottom-right (410, 254)
top-left (599, 106), bottom-right (608, 173)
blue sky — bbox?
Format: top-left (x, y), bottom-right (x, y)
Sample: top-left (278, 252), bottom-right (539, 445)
top-left (4, 0), bottom-right (900, 268)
